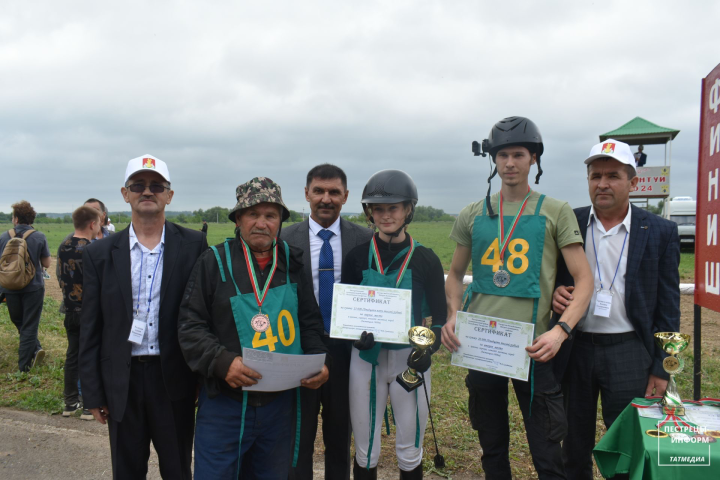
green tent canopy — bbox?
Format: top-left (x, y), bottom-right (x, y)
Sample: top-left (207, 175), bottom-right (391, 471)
top-left (599, 117), bottom-right (680, 145)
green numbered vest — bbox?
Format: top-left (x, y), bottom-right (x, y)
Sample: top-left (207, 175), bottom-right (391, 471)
top-left (462, 194), bottom-right (546, 412)
top-left (358, 236), bottom-right (422, 468)
top-left (210, 239), bottom-right (303, 469)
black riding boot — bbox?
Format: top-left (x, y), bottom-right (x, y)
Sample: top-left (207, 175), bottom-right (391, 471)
top-left (353, 457), bottom-right (377, 480)
top-left (399, 464), bottom-right (423, 479)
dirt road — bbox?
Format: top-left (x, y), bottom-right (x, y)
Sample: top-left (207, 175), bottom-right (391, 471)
top-left (0, 407), bottom-right (479, 479)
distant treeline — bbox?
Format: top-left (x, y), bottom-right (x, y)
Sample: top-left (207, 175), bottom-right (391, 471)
top-left (0, 205), bottom-right (456, 224)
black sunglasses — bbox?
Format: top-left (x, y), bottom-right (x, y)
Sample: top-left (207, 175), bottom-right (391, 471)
top-left (126, 183), bottom-right (169, 194)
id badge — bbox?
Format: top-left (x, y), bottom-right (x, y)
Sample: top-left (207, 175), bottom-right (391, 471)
top-left (593, 291), bottom-right (613, 318)
top-left (128, 318), bottom-right (147, 344)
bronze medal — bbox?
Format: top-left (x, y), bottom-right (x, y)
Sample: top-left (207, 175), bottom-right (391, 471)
top-left (645, 429), bottom-right (669, 438)
top-left (251, 313), bottom-right (270, 333)
top-left (493, 269), bottom-right (510, 288)
top-left (695, 433), bottom-right (717, 443)
top-left (705, 430), bottom-right (720, 438)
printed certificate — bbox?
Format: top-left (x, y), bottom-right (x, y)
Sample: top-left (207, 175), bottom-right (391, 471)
top-left (329, 283), bottom-right (412, 344)
top-left (451, 311), bottom-right (535, 380)
top-left (241, 348), bottom-right (326, 392)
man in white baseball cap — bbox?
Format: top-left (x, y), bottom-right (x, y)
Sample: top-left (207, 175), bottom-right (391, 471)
top-left (80, 154), bottom-right (207, 479)
top-left (124, 154), bottom-right (171, 184)
top-left (552, 139), bottom-right (680, 479)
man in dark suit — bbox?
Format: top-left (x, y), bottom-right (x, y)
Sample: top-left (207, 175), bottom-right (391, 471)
top-left (552, 139), bottom-right (680, 480)
top-left (79, 155), bottom-right (207, 479)
top-left (634, 145), bottom-right (647, 167)
top-left (281, 164), bottom-right (372, 480)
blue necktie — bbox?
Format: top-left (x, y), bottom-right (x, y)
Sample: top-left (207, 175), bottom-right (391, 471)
top-left (317, 229), bottom-right (335, 333)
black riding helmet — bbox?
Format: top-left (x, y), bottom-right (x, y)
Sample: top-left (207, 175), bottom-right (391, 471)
top-left (361, 169), bottom-right (418, 238)
top-left (471, 116), bottom-right (544, 216)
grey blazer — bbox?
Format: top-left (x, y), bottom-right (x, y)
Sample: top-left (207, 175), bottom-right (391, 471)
top-left (280, 217), bottom-right (373, 288)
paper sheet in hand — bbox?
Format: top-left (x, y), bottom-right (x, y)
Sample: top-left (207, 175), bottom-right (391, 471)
top-left (330, 283), bottom-right (411, 344)
top-left (451, 311), bottom-right (534, 381)
top-left (241, 348), bottom-right (326, 392)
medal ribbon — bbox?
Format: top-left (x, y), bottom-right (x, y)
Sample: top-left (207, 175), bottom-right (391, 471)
top-left (240, 238), bottom-right (279, 310)
top-left (371, 235), bottom-right (416, 287)
top-left (497, 188), bottom-right (532, 264)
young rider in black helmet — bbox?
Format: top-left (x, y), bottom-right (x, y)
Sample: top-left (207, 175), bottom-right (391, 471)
top-left (341, 169), bottom-right (447, 480)
top-left (443, 117), bottom-right (593, 479)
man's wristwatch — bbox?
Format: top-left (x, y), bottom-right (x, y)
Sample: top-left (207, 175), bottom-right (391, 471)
top-left (557, 322), bottom-right (572, 340)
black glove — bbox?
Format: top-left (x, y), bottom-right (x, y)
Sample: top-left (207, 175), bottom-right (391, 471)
top-left (407, 349), bottom-right (432, 373)
top-left (354, 331), bottom-right (375, 351)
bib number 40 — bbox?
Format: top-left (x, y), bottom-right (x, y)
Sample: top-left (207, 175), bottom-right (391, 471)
top-left (252, 309), bottom-right (296, 351)
top-left (480, 238), bottom-right (530, 274)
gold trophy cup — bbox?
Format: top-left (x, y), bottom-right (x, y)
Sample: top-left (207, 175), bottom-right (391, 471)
top-left (397, 326), bottom-right (436, 392)
top-left (654, 332), bottom-right (690, 416)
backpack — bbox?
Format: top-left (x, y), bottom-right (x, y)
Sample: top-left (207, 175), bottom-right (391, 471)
top-left (0, 229), bottom-right (37, 290)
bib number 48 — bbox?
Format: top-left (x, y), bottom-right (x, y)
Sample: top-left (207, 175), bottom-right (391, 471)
top-left (480, 238), bottom-right (530, 274)
top-left (252, 309), bottom-right (296, 351)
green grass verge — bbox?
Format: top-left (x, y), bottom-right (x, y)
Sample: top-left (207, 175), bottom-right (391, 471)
top-left (1, 296), bottom-right (67, 414)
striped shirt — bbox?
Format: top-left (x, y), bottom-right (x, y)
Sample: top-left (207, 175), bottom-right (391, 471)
top-left (129, 224), bottom-right (165, 356)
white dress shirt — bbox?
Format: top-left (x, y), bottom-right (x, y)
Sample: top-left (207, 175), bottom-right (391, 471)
top-left (578, 206), bottom-right (635, 333)
top-left (308, 216), bottom-right (342, 304)
top-left (129, 223), bottom-right (165, 356)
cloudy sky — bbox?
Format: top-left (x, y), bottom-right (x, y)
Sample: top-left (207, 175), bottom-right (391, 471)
top-left (1, 0), bottom-right (718, 216)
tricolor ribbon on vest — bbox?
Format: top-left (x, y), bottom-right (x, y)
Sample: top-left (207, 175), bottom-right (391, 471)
top-left (240, 238), bottom-right (279, 312)
top-left (497, 188), bottom-right (532, 266)
top-left (370, 234), bottom-right (416, 287)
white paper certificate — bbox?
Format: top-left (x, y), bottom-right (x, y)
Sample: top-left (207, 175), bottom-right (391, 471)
top-left (451, 311), bottom-right (535, 381)
top-left (241, 348), bottom-right (326, 392)
top-left (329, 283), bottom-right (412, 344)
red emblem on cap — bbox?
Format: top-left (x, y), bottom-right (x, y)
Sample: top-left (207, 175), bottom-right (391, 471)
top-left (601, 143), bottom-right (615, 154)
top-left (142, 158), bottom-right (156, 169)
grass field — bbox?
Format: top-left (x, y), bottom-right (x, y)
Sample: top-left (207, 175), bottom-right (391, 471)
top-left (0, 221), bottom-right (697, 277)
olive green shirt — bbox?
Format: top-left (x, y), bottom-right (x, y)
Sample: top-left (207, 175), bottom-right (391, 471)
top-left (450, 191), bottom-right (583, 335)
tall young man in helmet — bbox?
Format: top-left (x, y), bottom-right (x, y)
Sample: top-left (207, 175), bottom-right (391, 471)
top-left (342, 170), bottom-right (447, 480)
top-left (442, 117), bottom-right (593, 479)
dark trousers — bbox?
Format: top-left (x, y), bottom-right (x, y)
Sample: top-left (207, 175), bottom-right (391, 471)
top-left (63, 311), bottom-right (81, 406)
top-left (562, 333), bottom-right (651, 480)
top-left (107, 358), bottom-right (194, 480)
top-left (466, 359), bottom-right (567, 480)
top-left (5, 288), bottom-right (44, 372)
top-left (291, 338), bottom-right (352, 480)
top-left (195, 388), bottom-right (294, 480)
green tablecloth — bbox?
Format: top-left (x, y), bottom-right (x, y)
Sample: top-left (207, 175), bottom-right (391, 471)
top-left (593, 400), bottom-right (720, 479)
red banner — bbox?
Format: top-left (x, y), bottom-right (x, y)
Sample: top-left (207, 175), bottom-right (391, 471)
top-left (695, 62), bottom-right (720, 313)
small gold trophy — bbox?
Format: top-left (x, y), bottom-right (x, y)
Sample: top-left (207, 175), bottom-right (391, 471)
top-left (654, 332), bottom-right (690, 416)
top-left (397, 326), bottom-right (436, 392)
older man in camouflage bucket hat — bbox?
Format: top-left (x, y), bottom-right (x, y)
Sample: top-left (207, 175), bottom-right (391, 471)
top-left (179, 176), bottom-right (330, 479)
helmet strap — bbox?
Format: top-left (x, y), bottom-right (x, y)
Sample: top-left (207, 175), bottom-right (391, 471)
top-left (486, 158), bottom-right (499, 217)
top-left (534, 157), bottom-right (543, 184)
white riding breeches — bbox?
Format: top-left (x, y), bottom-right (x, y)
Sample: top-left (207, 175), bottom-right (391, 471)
top-left (349, 347), bottom-right (431, 471)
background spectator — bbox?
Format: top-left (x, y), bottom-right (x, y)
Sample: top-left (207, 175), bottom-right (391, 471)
top-left (0, 200), bottom-right (51, 372)
top-left (58, 205), bottom-right (102, 419)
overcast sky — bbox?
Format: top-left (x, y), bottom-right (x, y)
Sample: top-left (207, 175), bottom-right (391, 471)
top-left (1, 0), bottom-right (718, 216)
